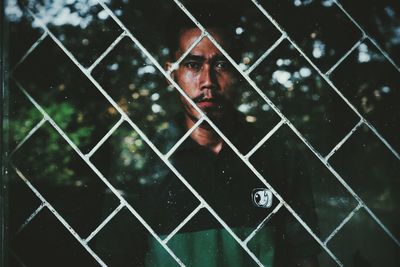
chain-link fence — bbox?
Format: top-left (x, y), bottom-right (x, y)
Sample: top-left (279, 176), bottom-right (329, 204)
top-left (2, 0), bottom-right (400, 266)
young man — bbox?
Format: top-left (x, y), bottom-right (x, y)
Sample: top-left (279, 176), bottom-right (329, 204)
top-left (142, 3), bottom-right (321, 267)
top-left (95, 3), bottom-right (321, 266)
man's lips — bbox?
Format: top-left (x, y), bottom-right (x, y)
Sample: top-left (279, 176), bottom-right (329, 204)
top-left (197, 100), bottom-right (219, 108)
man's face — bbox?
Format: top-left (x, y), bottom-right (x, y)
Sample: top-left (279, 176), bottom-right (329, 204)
top-left (169, 28), bottom-right (237, 123)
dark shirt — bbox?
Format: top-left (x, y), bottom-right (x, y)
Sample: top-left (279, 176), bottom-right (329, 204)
top-left (94, 113), bottom-right (320, 266)
top-left (151, 115), bottom-right (276, 237)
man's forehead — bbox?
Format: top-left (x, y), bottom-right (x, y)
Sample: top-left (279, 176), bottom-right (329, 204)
top-left (176, 27), bottom-right (227, 58)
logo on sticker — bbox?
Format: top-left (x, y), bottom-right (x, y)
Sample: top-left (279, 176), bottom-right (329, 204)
top-left (252, 188), bottom-right (273, 208)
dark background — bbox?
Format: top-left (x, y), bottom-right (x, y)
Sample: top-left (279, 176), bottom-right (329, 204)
top-left (3, 0), bottom-right (400, 266)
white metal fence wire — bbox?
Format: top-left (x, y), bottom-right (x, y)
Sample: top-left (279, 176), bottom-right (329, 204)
top-left (6, 0), bottom-right (400, 266)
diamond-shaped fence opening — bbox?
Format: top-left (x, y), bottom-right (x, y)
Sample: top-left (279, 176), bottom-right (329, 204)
top-left (2, 0), bottom-right (399, 266)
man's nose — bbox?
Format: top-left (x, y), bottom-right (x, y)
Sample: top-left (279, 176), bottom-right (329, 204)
top-left (199, 64), bottom-right (217, 91)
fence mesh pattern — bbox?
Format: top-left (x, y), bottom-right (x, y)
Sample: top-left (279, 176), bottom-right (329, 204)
top-left (5, 0), bottom-right (400, 266)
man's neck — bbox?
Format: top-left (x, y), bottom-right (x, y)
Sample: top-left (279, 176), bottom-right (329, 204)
top-left (185, 115), bottom-right (223, 154)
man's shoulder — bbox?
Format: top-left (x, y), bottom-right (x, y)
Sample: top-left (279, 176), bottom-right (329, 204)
top-left (224, 113), bottom-right (267, 154)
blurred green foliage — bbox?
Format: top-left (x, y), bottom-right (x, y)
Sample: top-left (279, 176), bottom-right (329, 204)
top-left (4, 0), bottom-right (400, 265)
top-left (7, 0), bottom-right (399, 185)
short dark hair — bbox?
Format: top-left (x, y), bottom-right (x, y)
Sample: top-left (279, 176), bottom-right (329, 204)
top-left (165, 2), bottom-right (242, 61)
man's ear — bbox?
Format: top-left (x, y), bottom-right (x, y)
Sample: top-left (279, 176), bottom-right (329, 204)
top-left (165, 62), bottom-right (175, 81)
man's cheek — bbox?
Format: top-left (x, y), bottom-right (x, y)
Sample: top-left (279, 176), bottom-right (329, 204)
top-left (183, 99), bottom-right (200, 118)
top-left (177, 73), bottom-right (198, 95)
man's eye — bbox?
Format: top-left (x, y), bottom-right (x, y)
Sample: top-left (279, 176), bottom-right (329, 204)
top-left (215, 61), bottom-right (229, 70)
top-left (184, 62), bottom-right (201, 70)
